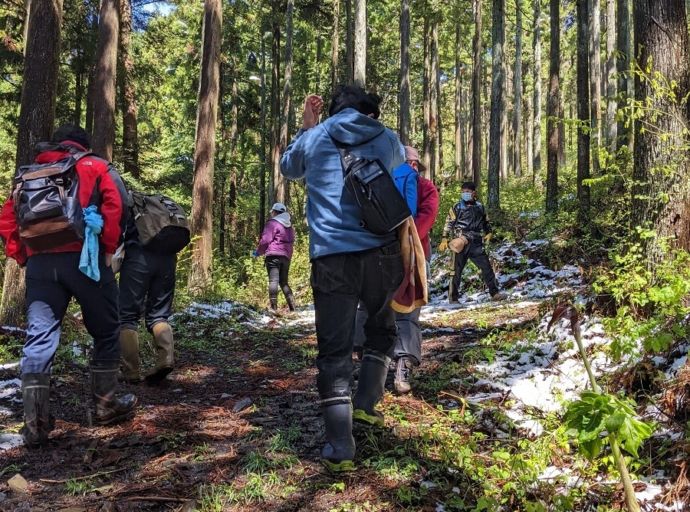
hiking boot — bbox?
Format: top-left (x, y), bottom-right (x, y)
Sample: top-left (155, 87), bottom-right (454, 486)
top-left (321, 401), bottom-right (356, 472)
top-left (91, 366), bottom-right (138, 425)
top-left (491, 291), bottom-right (507, 301)
top-left (394, 357), bottom-right (413, 395)
top-left (353, 350), bottom-right (389, 428)
top-left (20, 373), bottom-right (53, 447)
top-left (119, 328), bottom-right (142, 384)
top-left (269, 297), bottom-right (278, 311)
top-left (145, 322), bottom-right (174, 385)
top-left (286, 292), bottom-right (297, 312)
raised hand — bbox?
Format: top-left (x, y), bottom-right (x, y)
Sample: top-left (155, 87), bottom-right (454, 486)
top-left (302, 94), bottom-right (323, 130)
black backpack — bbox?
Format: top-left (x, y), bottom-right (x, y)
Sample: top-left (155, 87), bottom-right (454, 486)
top-left (332, 138), bottom-right (411, 235)
top-left (13, 152), bottom-right (91, 251)
top-left (130, 191), bottom-right (190, 253)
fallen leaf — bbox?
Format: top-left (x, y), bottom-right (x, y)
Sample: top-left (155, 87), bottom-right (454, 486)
top-left (7, 473), bottom-right (28, 494)
top-left (232, 397), bottom-right (252, 413)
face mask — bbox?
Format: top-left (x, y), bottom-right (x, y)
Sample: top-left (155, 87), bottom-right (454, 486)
top-left (461, 192), bottom-right (473, 202)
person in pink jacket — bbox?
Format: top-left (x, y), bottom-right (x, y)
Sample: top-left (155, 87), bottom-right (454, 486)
top-left (255, 203), bottom-right (297, 311)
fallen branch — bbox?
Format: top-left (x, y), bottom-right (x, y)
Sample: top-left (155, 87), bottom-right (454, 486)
top-left (39, 466), bottom-right (128, 484)
top-left (123, 496), bottom-right (188, 503)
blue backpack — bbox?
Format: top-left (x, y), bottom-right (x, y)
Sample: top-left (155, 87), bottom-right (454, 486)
top-left (392, 163), bottom-right (418, 218)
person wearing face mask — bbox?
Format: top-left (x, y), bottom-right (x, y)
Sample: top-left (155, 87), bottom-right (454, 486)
top-left (439, 182), bottom-right (506, 303)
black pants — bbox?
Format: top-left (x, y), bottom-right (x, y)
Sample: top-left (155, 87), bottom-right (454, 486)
top-left (451, 241), bottom-right (499, 297)
top-left (311, 242), bottom-right (404, 400)
top-left (22, 252), bottom-right (119, 374)
top-left (119, 244), bottom-right (176, 331)
top-left (265, 255), bottom-right (293, 308)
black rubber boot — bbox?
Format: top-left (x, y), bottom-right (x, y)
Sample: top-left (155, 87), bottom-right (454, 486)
top-left (352, 351), bottom-right (390, 427)
top-left (269, 296), bottom-right (278, 311)
top-left (320, 401), bottom-right (356, 472)
top-left (91, 366), bottom-right (138, 425)
top-left (20, 373), bottom-right (53, 447)
top-left (286, 292), bottom-right (297, 312)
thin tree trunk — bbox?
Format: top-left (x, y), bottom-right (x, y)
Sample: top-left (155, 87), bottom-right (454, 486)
top-left (605, 0), bottom-right (617, 151)
top-left (330, 0), bottom-right (340, 93)
top-left (270, 2), bottom-right (283, 203)
top-left (455, 12), bottom-right (463, 179)
top-left (577, 0), bottom-right (591, 223)
top-left (279, 0), bottom-right (294, 204)
top-left (546, 0), bottom-right (560, 214)
top-left (399, 0), bottom-right (411, 144)
top-left (632, 0), bottom-right (690, 262)
top-left (91, 0), bottom-right (118, 160)
top-left (85, 63), bottom-right (95, 134)
top-left (471, 0), bottom-right (483, 187)
top-left (259, 30), bottom-right (267, 234)
top-left (118, 0), bottom-right (139, 178)
top-left (345, 0), bottom-right (354, 84)
top-left (429, 14), bottom-right (440, 182)
top-left (422, 15), bottom-right (431, 176)
top-left (488, 0), bottom-right (505, 210)
top-left (73, 66), bottom-right (84, 126)
top-left (188, 0), bottom-right (222, 294)
top-left (513, 0), bottom-right (523, 177)
top-left (353, 0), bottom-right (366, 87)
top-left (0, 0), bottom-right (63, 326)
top-left (532, 0), bottom-right (542, 185)
top-left (588, 0), bottom-right (602, 174)
top-left (616, 0), bottom-right (631, 148)
top-left (525, 71), bottom-right (534, 177)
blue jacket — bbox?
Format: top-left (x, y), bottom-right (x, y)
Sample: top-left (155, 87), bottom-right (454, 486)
top-left (280, 108), bottom-right (405, 259)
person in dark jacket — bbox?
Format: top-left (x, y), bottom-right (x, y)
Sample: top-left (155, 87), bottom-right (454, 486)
top-left (119, 197), bottom-right (178, 385)
top-left (439, 181), bottom-right (506, 302)
top-left (255, 202), bottom-right (296, 311)
top-left (281, 86), bottom-right (405, 472)
top-left (0, 125), bottom-right (137, 447)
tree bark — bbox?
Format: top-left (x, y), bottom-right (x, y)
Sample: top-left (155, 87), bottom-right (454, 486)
top-left (118, 0), bottom-right (139, 178)
top-left (187, 0), bottom-right (222, 294)
top-left (488, 0), bottom-right (505, 210)
top-left (588, 0), bottom-right (602, 174)
top-left (353, 0), bottom-right (366, 87)
top-left (605, 0), bottom-right (617, 151)
top-left (532, 0), bottom-right (542, 185)
top-left (513, 0), bottom-right (523, 177)
top-left (279, 0), bottom-right (294, 200)
top-left (616, 0), bottom-right (631, 148)
top-left (0, 0), bottom-right (63, 326)
top-left (330, 0), bottom-right (340, 94)
top-left (91, 0), bottom-right (118, 161)
top-left (577, 0), bottom-right (591, 223)
top-left (270, 2), bottom-right (284, 203)
top-left (546, 0), bottom-right (560, 214)
top-left (471, 0), bottom-right (483, 187)
top-left (632, 0), bottom-right (690, 261)
top-left (422, 15), bottom-right (431, 176)
top-left (259, 30), bottom-right (267, 234)
top-left (429, 14), bottom-right (440, 182)
top-left (455, 10), bottom-right (463, 179)
top-left (399, 0), bottom-right (411, 144)
top-left (345, 0), bottom-right (354, 84)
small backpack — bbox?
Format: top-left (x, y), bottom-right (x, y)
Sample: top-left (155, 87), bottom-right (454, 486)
top-left (13, 152), bottom-right (91, 251)
top-left (130, 191), bottom-right (190, 253)
top-left (393, 163), bottom-right (418, 218)
top-left (331, 138), bottom-right (411, 235)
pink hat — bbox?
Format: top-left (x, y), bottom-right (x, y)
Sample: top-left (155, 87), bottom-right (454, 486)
top-left (404, 146), bottom-right (421, 162)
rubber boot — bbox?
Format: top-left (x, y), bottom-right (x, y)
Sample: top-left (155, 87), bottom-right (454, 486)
top-left (119, 328), bottom-right (142, 383)
top-left (269, 296), bottom-right (278, 311)
top-left (145, 322), bottom-right (174, 385)
top-left (320, 401), bottom-right (356, 472)
top-left (286, 292), bottom-right (296, 312)
top-left (393, 356), bottom-right (413, 395)
top-left (352, 351), bottom-right (390, 427)
top-left (20, 373), bottom-right (53, 447)
top-left (91, 366), bottom-right (138, 425)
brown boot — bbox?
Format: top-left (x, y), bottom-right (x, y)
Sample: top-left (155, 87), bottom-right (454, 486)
top-left (91, 366), bottom-right (137, 425)
top-left (20, 373), bottom-right (53, 447)
top-left (145, 322), bottom-right (174, 385)
top-left (119, 328), bottom-right (142, 383)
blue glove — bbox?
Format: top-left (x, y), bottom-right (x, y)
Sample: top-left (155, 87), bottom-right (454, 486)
top-left (79, 205), bottom-right (104, 281)
top-left (252, 250), bottom-right (259, 258)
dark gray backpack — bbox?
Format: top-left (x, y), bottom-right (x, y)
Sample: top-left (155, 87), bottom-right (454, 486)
top-left (130, 191), bottom-right (190, 253)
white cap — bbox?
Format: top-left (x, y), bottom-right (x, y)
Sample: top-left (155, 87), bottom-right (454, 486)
top-left (271, 202), bottom-right (287, 213)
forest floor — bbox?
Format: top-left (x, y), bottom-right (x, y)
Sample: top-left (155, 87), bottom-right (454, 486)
top-left (0, 240), bottom-right (688, 511)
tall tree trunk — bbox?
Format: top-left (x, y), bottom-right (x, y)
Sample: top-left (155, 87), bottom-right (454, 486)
top-left (455, 12), bottom-right (463, 179)
top-left (91, 0), bottom-right (118, 160)
top-left (588, 0), bottom-right (602, 174)
top-left (471, 0), bottom-right (483, 187)
top-left (330, 0), bottom-right (340, 93)
top-left (616, 0), bottom-right (631, 148)
top-left (188, 0), bottom-right (222, 294)
top-left (345, 0), bottom-right (354, 84)
top-left (399, 0), bottom-right (411, 144)
top-left (632, 0), bottom-right (690, 261)
top-left (270, 2), bottom-right (283, 203)
top-left (279, 0), bottom-right (294, 203)
top-left (73, 66), bottom-right (84, 126)
top-left (488, 0), bottom-right (505, 210)
top-left (85, 63), bottom-right (96, 134)
top-left (546, 0), bottom-right (560, 213)
top-left (577, 0), bottom-right (591, 223)
top-left (353, 0), bottom-right (366, 87)
top-left (429, 14), bottom-right (440, 182)
top-left (532, 0), bottom-right (542, 185)
top-left (118, 0), bottom-right (139, 178)
top-left (0, 0), bottom-right (63, 326)
top-left (513, 0), bottom-right (523, 177)
top-left (259, 30), bottom-right (267, 234)
top-left (422, 15), bottom-right (431, 176)
top-left (605, 0), bottom-right (617, 151)
top-left (525, 68), bottom-right (534, 177)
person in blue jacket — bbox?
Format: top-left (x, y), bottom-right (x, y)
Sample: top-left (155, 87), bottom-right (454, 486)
top-left (281, 85), bottom-right (405, 472)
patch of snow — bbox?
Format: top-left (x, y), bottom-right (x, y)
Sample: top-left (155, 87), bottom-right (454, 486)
top-left (420, 480), bottom-right (438, 489)
top-left (0, 362), bottom-right (19, 371)
top-left (0, 433), bottom-right (23, 451)
top-left (0, 378), bottom-right (21, 400)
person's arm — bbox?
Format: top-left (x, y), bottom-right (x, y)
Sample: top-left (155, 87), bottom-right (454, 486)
top-left (256, 223), bottom-right (273, 256)
top-left (97, 163), bottom-right (125, 262)
top-left (481, 205), bottom-right (492, 235)
top-left (442, 205), bottom-right (456, 239)
top-left (414, 178), bottom-right (440, 241)
top-left (282, 95), bottom-right (323, 180)
top-left (0, 198), bottom-right (27, 266)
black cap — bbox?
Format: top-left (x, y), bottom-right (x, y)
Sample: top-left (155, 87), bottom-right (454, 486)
top-left (51, 124), bottom-right (91, 150)
top-left (461, 181), bottom-right (477, 191)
